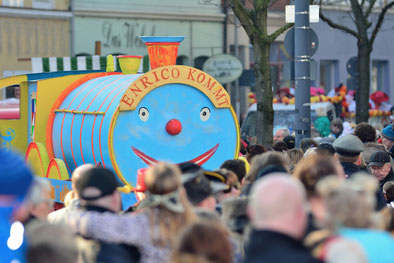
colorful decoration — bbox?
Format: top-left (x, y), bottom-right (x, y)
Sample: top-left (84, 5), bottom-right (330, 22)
top-left (0, 128), bottom-right (15, 150)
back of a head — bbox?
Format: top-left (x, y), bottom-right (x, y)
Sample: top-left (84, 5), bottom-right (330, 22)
top-left (246, 144), bottom-right (266, 162)
top-left (383, 181), bottom-right (394, 202)
top-left (145, 162), bottom-right (182, 195)
top-left (247, 151), bottom-right (289, 184)
top-left (220, 159), bottom-right (246, 182)
top-left (171, 221), bottom-right (232, 263)
top-left (286, 148), bottom-right (304, 173)
top-left (293, 154), bottom-right (343, 198)
top-left (300, 138), bottom-right (318, 153)
top-left (248, 174), bottom-right (307, 231)
top-left (318, 173), bottom-right (377, 229)
top-left (271, 141), bottom-right (288, 152)
top-left (71, 164), bottom-right (95, 195)
top-left (27, 222), bottom-right (78, 263)
top-left (354, 122), bottom-right (376, 143)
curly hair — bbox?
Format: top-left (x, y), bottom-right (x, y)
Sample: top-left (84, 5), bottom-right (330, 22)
top-left (354, 122), bottom-right (376, 143)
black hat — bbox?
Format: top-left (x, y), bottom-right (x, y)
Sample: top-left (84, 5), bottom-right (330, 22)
top-left (76, 167), bottom-right (119, 200)
top-left (317, 142), bottom-right (336, 155)
top-left (178, 162), bottom-right (202, 174)
top-left (283, 135), bottom-right (295, 150)
top-left (369, 151), bottom-right (391, 167)
top-left (183, 171), bottom-right (228, 205)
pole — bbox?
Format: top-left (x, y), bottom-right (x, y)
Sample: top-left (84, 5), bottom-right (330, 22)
top-left (294, 0), bottom-right (311, 147)
top-left (234, 17), bottom-right (240, 120)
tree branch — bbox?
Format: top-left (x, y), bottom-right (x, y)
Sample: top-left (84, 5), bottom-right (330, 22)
top-left (229, 0), bottom-right (256, 38)
top-left (365, 0), bottom-right (377, 18)
top-left (320, 11), bottom-right (360, 39)
top-left (267, 23), bottom-right (294, 43)
top-left (370, 1), bottom-right (394, 46)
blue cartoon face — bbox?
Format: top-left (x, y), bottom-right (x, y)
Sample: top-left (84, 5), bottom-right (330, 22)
top-left (112, 83), bottom-right (238, 185)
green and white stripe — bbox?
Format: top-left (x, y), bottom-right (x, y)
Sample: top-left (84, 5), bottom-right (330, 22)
top-left (31, 56), bottom-right (119, 73)
top-left (32, 56), bottom-right (149, 73)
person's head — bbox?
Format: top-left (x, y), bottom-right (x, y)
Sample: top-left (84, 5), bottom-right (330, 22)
top-left (142, 162), bottom-right (196, 246)
top-left (330, 119), bottom-right (344, 137)
top-left (246, 151), bottom-right (290, 185)
top-left (209, 169), bottom-right (241, 202)
top-left (246, 144), bottom-right (266, 162)
top-left (333, 134), bottom-right (364, 164)
top-left (71, 164), bottom-right (95, 199)
top-left (293, 155), bottom-right (344, 199)
top-left (318, 173), bottom-right (378, 229)
top-left (26, 178), bottom-right (53, 221)
top-left (76, 167), bottom-right (121, 212)
top-left (171, 221), bottom-right (232, 263)
top-left (13, 85), bottom-right (21, 99)
top-left (271, 141), bottom-right (288, 153)
top-left (26, 222), bottom-right (78, 263)
top-left (221, 197), bottom-right (249, 234)
top-left (354, 122), bottom-right (376, 143)
top-left (183, 170), bottom-right (227, 211)
top-left (248, 174), bottom-right (308, 239)
top-left (300, 138), bottom-right (318, 153)
top-left (282, 135), bottom-right (295, 150)
top-left (368, 151), bottom-right (392, 181)
top-left (361, 142), bottom-right (386, 167)
top-left (383, 181), bottom-right (394, 203)
top-left (381, 124), bottom-right (394, 151)
top-left (286, 148), bottom-right (304, 173)
top-left (0, 149), bottom-right (34, 221)
top-left (273, 128), bottom-right (290, 143)
top-left (220, 159), bottom-right (246, 183)
top-left (316, 143), bottom-right (336, 156)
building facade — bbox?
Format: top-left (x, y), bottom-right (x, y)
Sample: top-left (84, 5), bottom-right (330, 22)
top-left (72, 0), bottom-right (225, 68)
top-left (0, 0), bottom-right (71, 77)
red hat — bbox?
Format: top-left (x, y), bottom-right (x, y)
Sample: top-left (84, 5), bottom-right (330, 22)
top-left (370, 91), bottom-right (389, 104)
top-left (277, 87), bottom-right (291, 96)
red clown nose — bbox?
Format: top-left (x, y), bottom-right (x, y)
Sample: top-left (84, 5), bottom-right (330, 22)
top-left (166, 119), bottom-right (182, 135)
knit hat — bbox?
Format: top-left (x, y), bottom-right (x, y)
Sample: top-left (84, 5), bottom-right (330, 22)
top-left (0, 149), bottom-right (34, 203)
top-left (381, 124), bottom-right (394, 142)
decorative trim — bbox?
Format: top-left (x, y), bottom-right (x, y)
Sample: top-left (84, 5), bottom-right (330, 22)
top-left (0, 7), bottom-right (72, 19)
top-left (74, 9), bottom-right (225, 22)
top-left (54, 109), bottom-right (105, 115)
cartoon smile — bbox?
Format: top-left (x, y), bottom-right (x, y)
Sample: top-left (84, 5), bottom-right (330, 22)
top-left (131, 143), bottom-right (219, 166)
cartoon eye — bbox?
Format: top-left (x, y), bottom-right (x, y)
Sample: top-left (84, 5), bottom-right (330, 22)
top-left (200, 107), bottom-right (211, 121)
top-left (138, 107), bottom-right (149, 122)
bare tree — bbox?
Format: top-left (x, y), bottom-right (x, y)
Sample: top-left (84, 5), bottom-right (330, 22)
top-left (229, 0), bottom-right (293, 147)
top-left (319, 0), bottom-right (394, 123)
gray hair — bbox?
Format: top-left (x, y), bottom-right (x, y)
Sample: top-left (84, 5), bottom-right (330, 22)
top-left (27, 178), bottom-right (51, 205)
top-left (317, 173), bottom-right (378, 229)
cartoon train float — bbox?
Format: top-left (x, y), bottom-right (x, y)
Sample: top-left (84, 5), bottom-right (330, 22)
top-left (0, 36), bottom-right (240, 207)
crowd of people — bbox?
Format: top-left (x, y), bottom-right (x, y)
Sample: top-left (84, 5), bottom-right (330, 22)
top-left (1, 121), bottom-right (394, 263)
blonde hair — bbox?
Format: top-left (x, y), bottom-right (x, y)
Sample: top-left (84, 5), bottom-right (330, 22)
top-left (286, 148), bottom-right (304, 173)
top-left (144, 162), bottom-right (196, 247)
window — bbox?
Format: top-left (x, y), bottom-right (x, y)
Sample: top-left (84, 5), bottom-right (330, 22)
top-left (2, 0), bottom-right (23, 7)
top-left (319, 60), bottom-right (339, 94)
top-left (32, 0), bottom-right (53, 9)
top-left (371, 60), bottom-right (389, 93)
top-left (0, 85), bottom-right (20, 119)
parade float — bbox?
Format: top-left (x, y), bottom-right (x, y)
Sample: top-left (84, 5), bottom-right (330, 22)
top-left (0, 36), bottom-right (240, 208)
